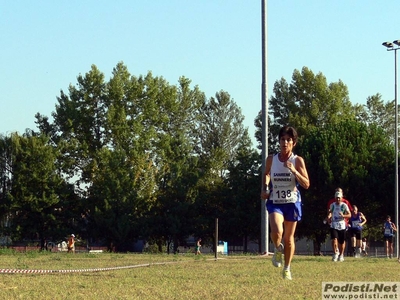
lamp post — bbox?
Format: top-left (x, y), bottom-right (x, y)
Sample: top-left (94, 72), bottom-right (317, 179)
top-left (382, 40), bottom-right (400, 258)
top-left (260, 0), bottom-right (268, 255)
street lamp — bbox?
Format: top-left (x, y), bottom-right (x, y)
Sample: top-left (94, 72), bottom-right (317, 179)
top-left (382, 39), bottom-right (400, 258)
top-left (261, 0), bottom-right (268, 255)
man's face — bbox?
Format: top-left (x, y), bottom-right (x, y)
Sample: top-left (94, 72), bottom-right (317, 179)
top-left (335, 197), bottom-right (341, 203)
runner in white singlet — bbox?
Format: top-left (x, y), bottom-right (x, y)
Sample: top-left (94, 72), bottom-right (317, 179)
top-left (260, 126), bottom-right (310, 280)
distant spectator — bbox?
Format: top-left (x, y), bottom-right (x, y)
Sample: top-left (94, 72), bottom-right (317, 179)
top-left (40, 237), bottom-right (48, 251)
top-left (195, 238), bottom-right (201, 255)
top-left (67, 234), bottom-right (75, 253)
top-left (383, 216), bottom-right (397, 259)
top-left (361, 238), bottom-right (368, 256)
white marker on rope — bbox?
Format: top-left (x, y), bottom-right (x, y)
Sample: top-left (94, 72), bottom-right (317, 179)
top-left (0, 261), bottom-right (178, 274)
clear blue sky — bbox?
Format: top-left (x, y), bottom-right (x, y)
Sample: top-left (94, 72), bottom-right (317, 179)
top-left (1, 1), bottom-right (399, 146)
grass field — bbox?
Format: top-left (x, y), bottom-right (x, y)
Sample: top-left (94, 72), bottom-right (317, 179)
top-left (0, 250), bottom-right (399, 299)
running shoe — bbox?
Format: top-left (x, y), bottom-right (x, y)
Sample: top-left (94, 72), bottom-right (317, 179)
top-left (332, 253), bottom-right (338, 262)
top-left (339, 255), bottom-right (344, 262)
top-left (272, 243), bottom-right (284, 267)
top-left (282, 269), bottom-right (292, 280)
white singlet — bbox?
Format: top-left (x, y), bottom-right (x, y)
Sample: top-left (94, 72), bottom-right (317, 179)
top-left (269, 153), bottom-right (299, 204)
top-left (330, 202), bottom-right (349, 231)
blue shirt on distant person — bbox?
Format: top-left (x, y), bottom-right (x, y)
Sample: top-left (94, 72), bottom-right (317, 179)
top-left (384, 221), bottom-right (395, 237)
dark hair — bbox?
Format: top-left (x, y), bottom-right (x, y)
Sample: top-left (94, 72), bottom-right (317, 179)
top-left (387, 215), bottom-right (391, 219)
top-left (279, 126), bottom-right (298, 143)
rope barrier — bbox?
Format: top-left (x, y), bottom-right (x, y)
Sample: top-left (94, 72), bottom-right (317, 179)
top-left (0, 261), bottom-right (177, 274)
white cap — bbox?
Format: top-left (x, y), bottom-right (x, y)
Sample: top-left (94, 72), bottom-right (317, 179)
top-left (71, 234), bottom-right (75, 237)
top-left (335, 191), bottom-right (343, 198)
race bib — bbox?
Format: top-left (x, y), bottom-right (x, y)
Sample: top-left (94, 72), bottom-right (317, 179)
top-left (332, 221), bottom-right (344, 230)
top-left (272, 187), bottom-right (297, 204)
top-left (385, 228), bottom-right (392, 235)
top-left (352, 221), bottom-right (360, 227)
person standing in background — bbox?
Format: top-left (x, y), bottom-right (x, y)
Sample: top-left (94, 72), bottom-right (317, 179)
top-left (361, 238), bottom-right (368, 256)
top-left (195, 238), bottom-right (201, 255)
top-left (383, 216), bottom-right (397, 258)
top-left (67, 234), bottom-right (75, 253)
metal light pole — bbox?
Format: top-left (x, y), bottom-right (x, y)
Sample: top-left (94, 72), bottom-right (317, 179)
top-left (260, 0), bottom-right (269, 255)
top-left (382, 40), bottom-right (400, 258)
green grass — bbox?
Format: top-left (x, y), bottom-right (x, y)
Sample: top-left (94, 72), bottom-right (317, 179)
top-left (0, 250), bottom-right (398, 299)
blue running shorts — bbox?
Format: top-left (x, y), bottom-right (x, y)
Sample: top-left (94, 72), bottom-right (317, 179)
top-left (266, 200), bottom-right (302, 222)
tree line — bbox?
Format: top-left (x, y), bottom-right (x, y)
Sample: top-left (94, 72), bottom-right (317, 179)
top-left (0, 64), bottom-right (395, 253)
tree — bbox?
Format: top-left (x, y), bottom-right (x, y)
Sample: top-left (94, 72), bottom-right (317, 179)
top-left (143, 76), bottom-right (205, 253)
top-left (257, 66), bottom-right (355, 148)
top-left (87, 147), bottom-right (156, 252)
top-left (35, 63), bottom-right (212, 251)
top-left (222, 136), bottom-right (260, 252)
top-left (32, 63), bottom-right (258, 252)
top-left (194, 91), bottom-right (250, 250)
top-left (296, 119), bottom-right (393, 254)
top-left (356, 93), bottom-right (395, 143)
top-left (0, 134), bottom-right (14, 238)
top-left (196, 91), bottom-right (247, 178)
top-left (8, 133), bottom-right (74, 242)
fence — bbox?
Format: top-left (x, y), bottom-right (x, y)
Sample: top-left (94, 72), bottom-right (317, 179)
top-left (6, 245), bottom-right (108, 253)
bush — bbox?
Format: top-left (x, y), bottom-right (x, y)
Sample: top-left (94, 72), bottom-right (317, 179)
top-left (143, 243), bottom-right (167, 253)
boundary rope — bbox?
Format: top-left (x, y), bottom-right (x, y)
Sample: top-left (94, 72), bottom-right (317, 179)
top-left (0, 261), bottom-right (179, 274)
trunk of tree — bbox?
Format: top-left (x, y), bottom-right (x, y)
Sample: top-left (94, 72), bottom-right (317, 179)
top-left (243, 234), bottom-right (248, 253)
top-left (157, 240), bottom-right (163, 253)
top-left (313, 239), bottom-right (321, 255)
top-left (173, 237), bottom-right (179, 254)
top-left (313, 234), bottom-right (326, 256)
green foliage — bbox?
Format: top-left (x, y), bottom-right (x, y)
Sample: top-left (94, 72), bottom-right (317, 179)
top-left (222, 138), bottom-right (261, 251)
top-left (143, 243), bottom-right (167, 254)
top-left (297, 119), bottom-right (393, 250)
top-left (88, 147), bottom-right (157, 251)
top-left (256, 66), bottom-right (355, 151)
top-left (197, 91), bottom-right (247, 177)
top-left (356, 93), bottom-right (396, 143)
top-left (6, 133), bottom-right (72, 241)
top-left (0, 247), bottom-right (16, 255)
top-left (254, 66), bottom-right (396, 251)
top-left (1, 62), bottom-right (395, 257)
top-left (30, 62), bottom-right (250, 252)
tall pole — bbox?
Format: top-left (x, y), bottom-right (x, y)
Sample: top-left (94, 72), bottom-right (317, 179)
top-left (383, 40), bottom-right (400, 258)
top-left (260, 0), bottom-right (268, 255)
top-left (395, 49), bottom-right (398, 259)
top-left (215, 218), bottom-right (218, 260)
